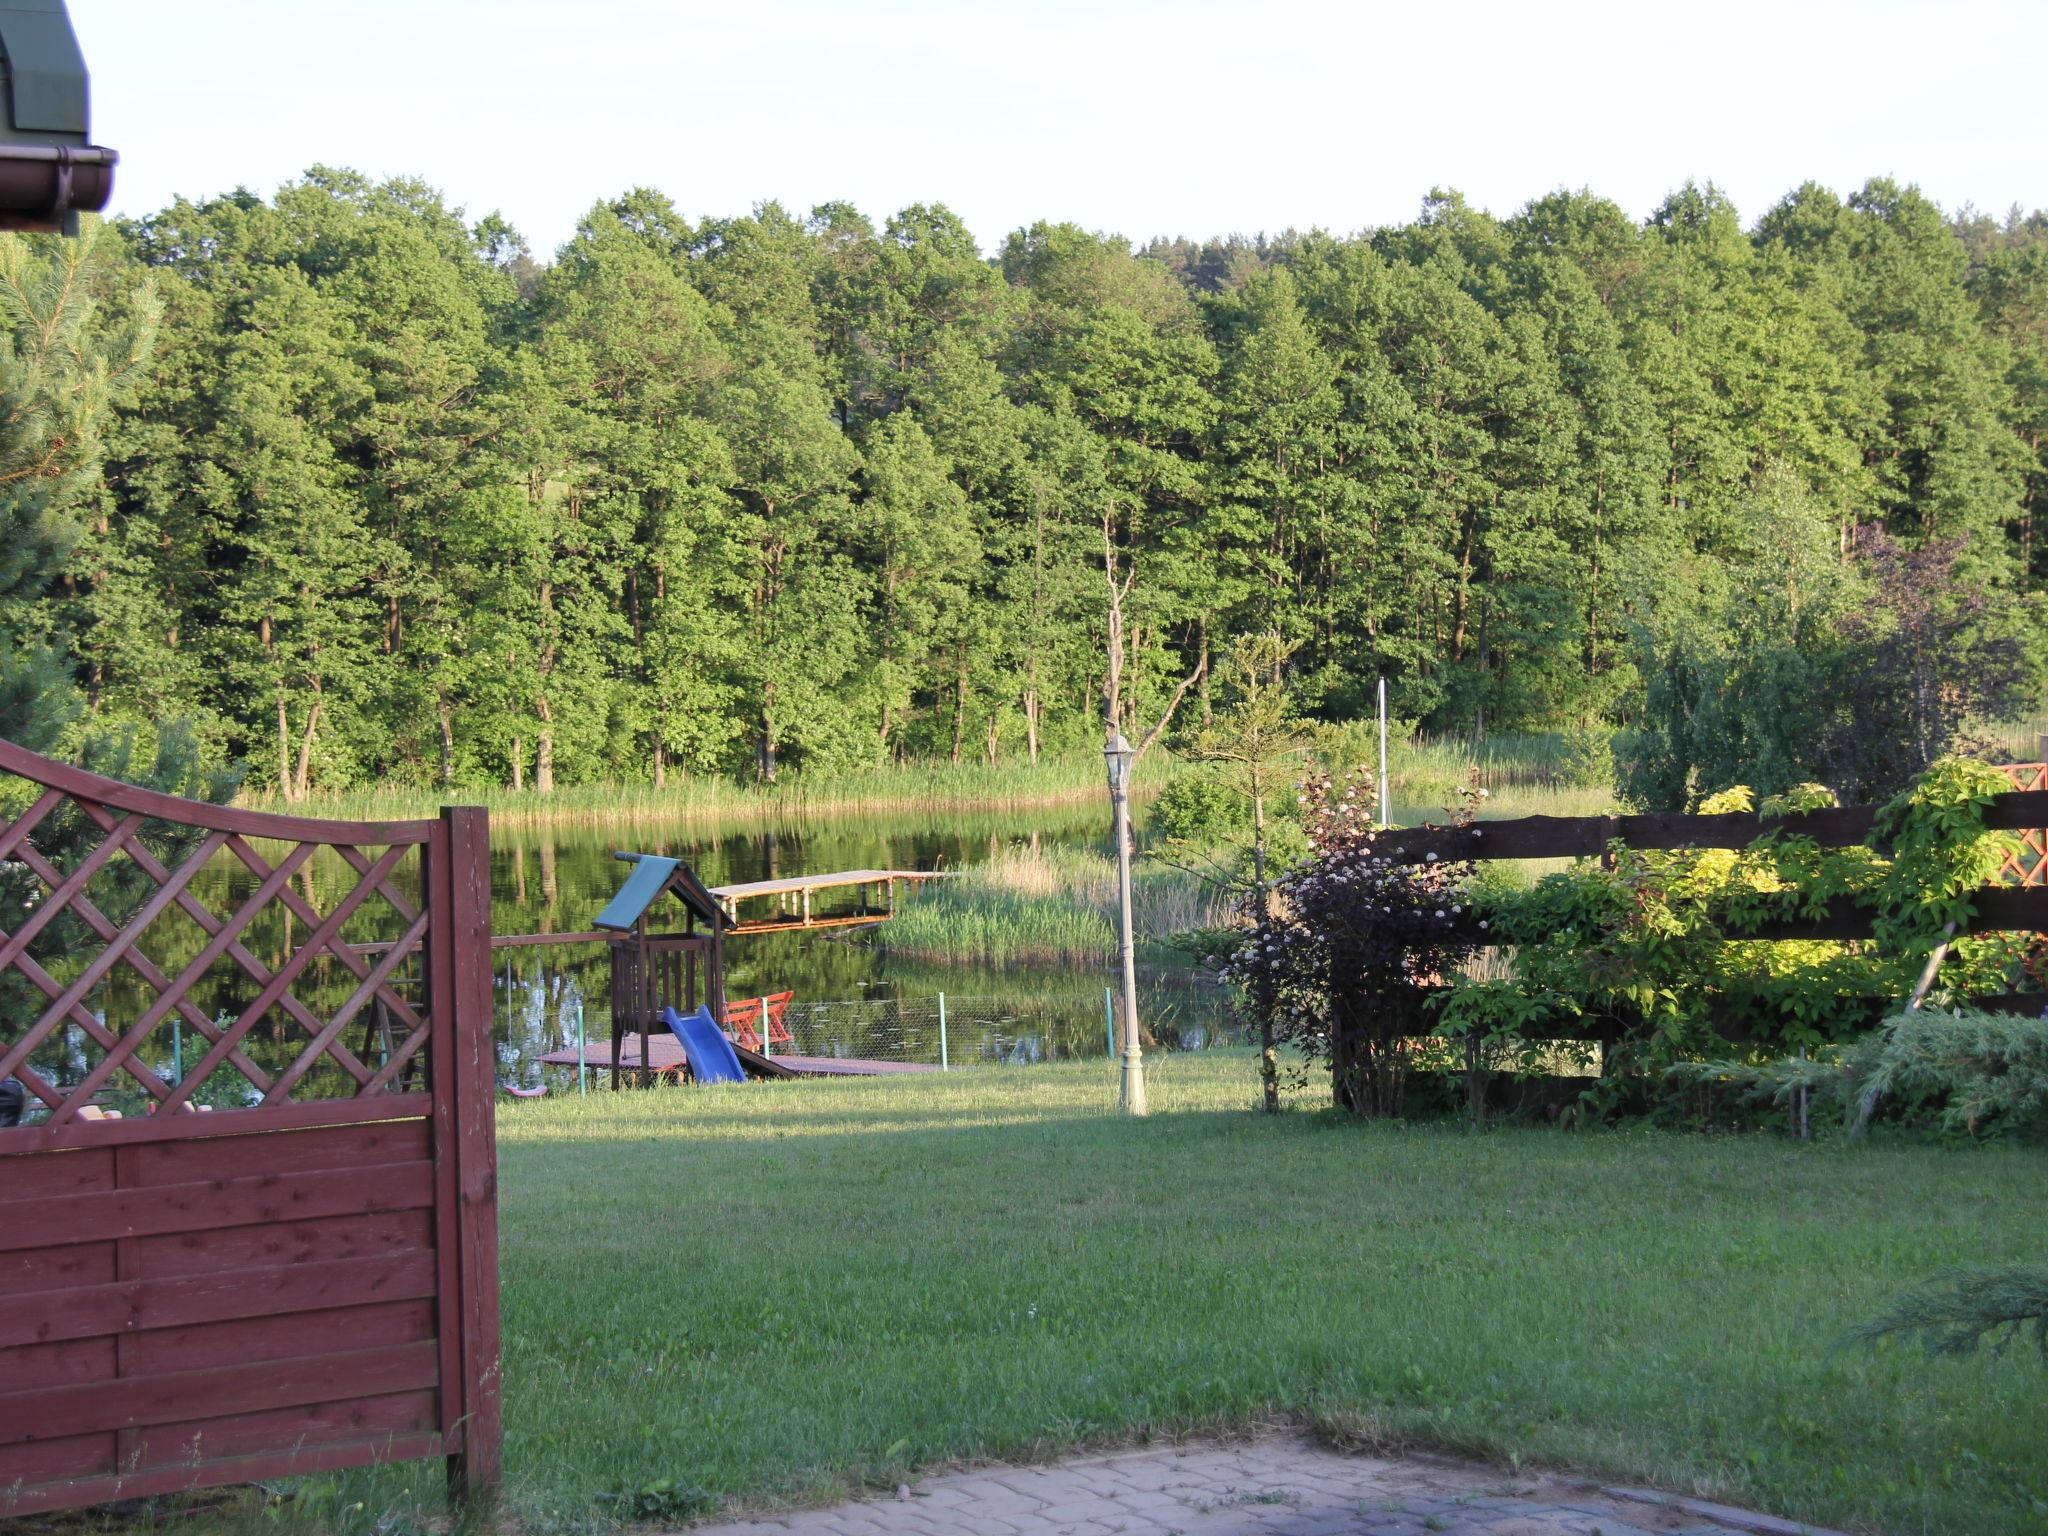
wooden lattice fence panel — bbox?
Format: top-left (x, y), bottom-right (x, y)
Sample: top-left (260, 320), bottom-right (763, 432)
top-left (1999, 763), bottom-right (2047, 886)
top-left (1991, 763), bottom-right (2048, 993)
top-left (0, 740), bottom-right (498, 1517)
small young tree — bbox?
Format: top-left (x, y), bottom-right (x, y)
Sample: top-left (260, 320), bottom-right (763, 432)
top-left (1163, 632), bottom-right (1312, 1111)
top-left (1101, 519), bottom-right (1201, 1117)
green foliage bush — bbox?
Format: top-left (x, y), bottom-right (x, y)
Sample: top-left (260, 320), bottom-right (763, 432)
top-left (1151, 774), bottom-right (1250, 844)
top-left (1439, 756), bottom-right (2031, 1120)
top-left (1851, 1266), bottom-right (2048, 1359)
top-left (1687, 1006), bottom-right (2048, 1142)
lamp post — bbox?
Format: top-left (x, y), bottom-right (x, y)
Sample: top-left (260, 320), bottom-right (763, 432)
top-left (1104, 728), bottom-right (1147, 1116)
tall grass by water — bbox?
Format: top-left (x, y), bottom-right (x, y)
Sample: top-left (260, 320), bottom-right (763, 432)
top-left (242, 1052), bottom-right (2048, 1536)
top-left (235, 717), bottom-right (2045, 833)
top-left (254, 735), bottom-right (1615, 836)
top-left (241, 751), bottom-right (1193, 831)
top-left (878, 843), bottom-right (1231, 967)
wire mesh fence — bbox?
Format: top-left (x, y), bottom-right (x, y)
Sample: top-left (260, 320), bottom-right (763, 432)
top-left (494, 967), bottom-right (1246, 1092)
top-left (770, 993), bottom-right (1222, 1068)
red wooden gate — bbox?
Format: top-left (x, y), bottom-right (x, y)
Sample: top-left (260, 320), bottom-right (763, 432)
top-left (0, 741), bottom-right (499, 1517)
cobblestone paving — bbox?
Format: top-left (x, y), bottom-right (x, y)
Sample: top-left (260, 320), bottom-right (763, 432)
top-left (685, 1437), bottom-right (1843, 1536)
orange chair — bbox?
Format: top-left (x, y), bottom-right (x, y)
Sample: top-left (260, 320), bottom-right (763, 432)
top-left (722, 991), bottom-right (795, 1052)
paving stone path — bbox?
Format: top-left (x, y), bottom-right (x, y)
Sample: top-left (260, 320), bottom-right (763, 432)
top-left (685, 1437), bottom-right (1843, 1536)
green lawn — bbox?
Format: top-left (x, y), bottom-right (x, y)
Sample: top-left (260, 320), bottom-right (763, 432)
top-left (362, 1053), bottom-right (2045, 1534)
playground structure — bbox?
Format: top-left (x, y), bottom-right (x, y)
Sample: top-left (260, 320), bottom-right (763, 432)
top-left (529, 854), bottom-right (945, 1085)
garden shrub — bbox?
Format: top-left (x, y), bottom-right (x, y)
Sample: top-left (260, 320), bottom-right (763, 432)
top-left (1222, 767), bottom-right (1480, 1116)
top-left (1435, 755), bottom-right (2029, 1123)
top-left (1687, 1006), bottom-right (2048, 1142)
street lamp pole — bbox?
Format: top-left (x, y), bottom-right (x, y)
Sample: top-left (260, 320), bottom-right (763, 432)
top-left (1104, 728), bottom-right (1147, 1116)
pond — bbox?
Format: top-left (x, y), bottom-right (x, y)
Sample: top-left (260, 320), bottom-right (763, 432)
top-left (486, 811), bottom-right (1241, 1090)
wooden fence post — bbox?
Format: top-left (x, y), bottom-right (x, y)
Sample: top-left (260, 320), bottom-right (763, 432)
top-left (431, 806), bottom-right (502, 1501)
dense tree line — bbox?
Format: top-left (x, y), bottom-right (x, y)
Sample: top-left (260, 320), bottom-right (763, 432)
top-left (11, 171), bottom-right (2047, 799)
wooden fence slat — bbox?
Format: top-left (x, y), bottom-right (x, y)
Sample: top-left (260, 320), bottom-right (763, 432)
top-left (0, 1431), bottom-right (114, 1486)
top-left (0, 1094), bottom-right (431, 1157)
top-left (129, 1118), bottom-right (430, 1186)
top-left (124, 1209), bottom-right (434, 1280)
top-left (129, 1388), bottom-right (439, 1470)
top-left (0, 1251), bottom-right (438, 1349)
top-left (0, 1340), bottom-right (440, 1444)
top-left (0, 737), bottom-right (436, 846)
top-left (0, 1147), bottom-right (112, 1199)
top-left (1438, 884), bottom-right (2048, 945)
top-left (0, 1431), bottom-right (449, 1519)
top-left (429, 804), bottom-right (502, 1499)
top-left (0, 1337), bottom-right (115, 1391)
top-left (128, 1298), bottom-right (437, 1376)
top-left (0, 1243), bottom-right (115, 1298)
top-left (1371, 788), bottom-right (2048, 866)
top-left (0, 1162), bottom-right (434, 1252)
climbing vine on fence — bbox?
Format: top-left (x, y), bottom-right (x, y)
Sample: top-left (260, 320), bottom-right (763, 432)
top-left (1431, 756), bottom-right (2024, 1090)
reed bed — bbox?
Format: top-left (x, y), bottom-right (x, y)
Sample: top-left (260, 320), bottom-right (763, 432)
top-left (240, 717), bottom-right (2039, 836)
top-left (1396, 728), bottom-right (1579, 790)
top-left (241, 752), bottom-right (1192, 831)
top-left (1981, 713), bottom-right (2048, 761)
top-left (878, 844), bottom-right (1232, 967)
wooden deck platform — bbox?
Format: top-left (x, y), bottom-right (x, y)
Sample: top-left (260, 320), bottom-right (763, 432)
top-left (706, 868), bottom-right (951, 934)
top-left (537, 1035), bottom-right (938, 1080)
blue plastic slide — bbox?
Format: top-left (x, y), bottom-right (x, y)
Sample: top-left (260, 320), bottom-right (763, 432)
top-left (661, 1005), bottom-right (747, 1084)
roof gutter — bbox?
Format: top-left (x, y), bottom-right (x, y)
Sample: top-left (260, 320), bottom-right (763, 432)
top-left (0, 140), bottom-right (113, 231)
top-left (0, 1), bottom-right (115, 234)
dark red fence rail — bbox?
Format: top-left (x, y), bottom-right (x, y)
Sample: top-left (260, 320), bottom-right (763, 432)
top-left (0, 740), bottom-right (498, 1517)
top-left (1374, 775), bottom-right (2048, 1023)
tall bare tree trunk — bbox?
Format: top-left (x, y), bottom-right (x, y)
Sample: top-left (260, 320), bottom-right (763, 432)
top-left (275, 692), bottom-right (291, 802)
top-left (951, 646), bottom-right (967, 766)
top-left (436, 690), bottom-right (456, 790)
top-left (535, 696), bottom-right (555, 795)
top-left (1251, 784), bottom-right (1279, 1113)
top-left (292, 689), bottom-right (321, 801)
top-left (510, 737), bottom-right (525, 792)
top-left (1101, 518), bottom-right (1204, 1118)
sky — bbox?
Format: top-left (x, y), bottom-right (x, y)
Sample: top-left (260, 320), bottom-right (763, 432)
top-left (78, 0), bottom-right (2047, 259)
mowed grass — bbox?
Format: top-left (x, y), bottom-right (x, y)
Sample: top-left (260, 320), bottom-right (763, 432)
top-left (451, 1054), bottom-right (2048, 1536)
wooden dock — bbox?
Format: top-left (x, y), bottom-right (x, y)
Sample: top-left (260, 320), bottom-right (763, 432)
top-left (537, 1035), bottom-right (939, 1080)
top-left (707, 869), bottom-right (952, 935)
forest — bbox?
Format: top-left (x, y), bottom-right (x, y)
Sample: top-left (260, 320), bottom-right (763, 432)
top-left (2, 170), bottom-right (2044, 804)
